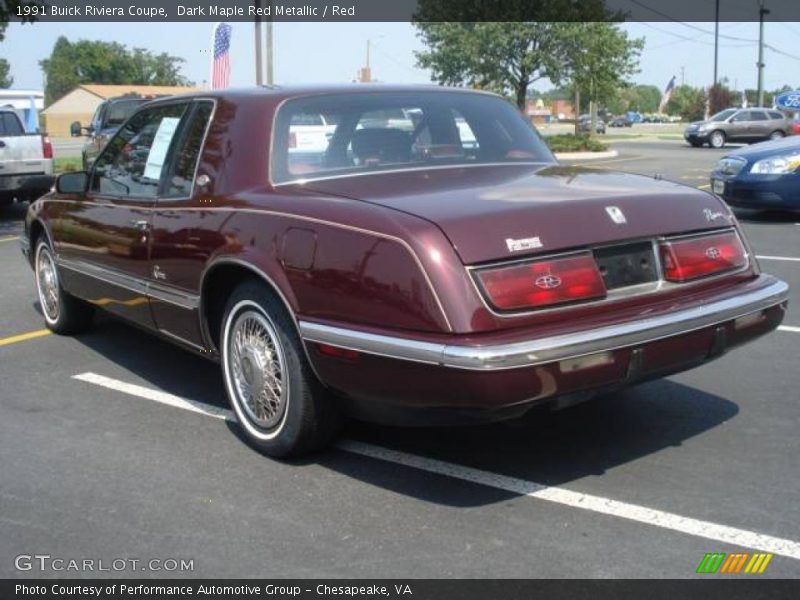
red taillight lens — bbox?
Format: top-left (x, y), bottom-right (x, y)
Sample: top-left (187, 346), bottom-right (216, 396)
top-left (476, 253), bottom-right (606, 311)
top-left (288, 131), bottom-right (297, 149)
top-left (659, 230), bottom-right (747, 282)
top-left (42, 135), bottom-right (53, 159)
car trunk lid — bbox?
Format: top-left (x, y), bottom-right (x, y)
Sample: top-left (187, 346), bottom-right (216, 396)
top-left (301, 164), bottom-right (735, 265)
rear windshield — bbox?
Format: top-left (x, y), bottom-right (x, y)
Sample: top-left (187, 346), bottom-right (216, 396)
top-left (271, 91), bottom-right (554, 184)
top-left (105, 99), bottom-right (146, 127)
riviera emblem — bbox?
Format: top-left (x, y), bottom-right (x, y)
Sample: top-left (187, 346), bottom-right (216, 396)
top-left (703, 208), bottom-right (727, 222)
top-left (605, 206), bottom-right (627, 224)
top-left (535, 274), bottom-right (562, 290)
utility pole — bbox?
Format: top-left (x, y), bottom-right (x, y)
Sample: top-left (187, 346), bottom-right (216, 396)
top-left (757, 0), bottom-right (769, 107)
top-left (713, 0), bottom-right (720, 86)
top-left (680, 66), bottom-right (685, 86)
top-left (254, 0), bottom-right (263, 85)
top-left (266, 18), bottom-right (274, 85)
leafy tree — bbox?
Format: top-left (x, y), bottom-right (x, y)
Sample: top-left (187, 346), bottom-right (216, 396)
top-left (708, 83), bottom-right (736, 115)
top-left (0, 58), bottom-right (12, 88)
top-left (557, 22), bottom-right (642, 133)
top-left (667, 85), bottom-right (706, 121)
top-left (1, 1), bottom-right (43, 41)
top-left (413, 1), bottom-right (623, 110)
top-left (40, 37), bottom-right (192, 104)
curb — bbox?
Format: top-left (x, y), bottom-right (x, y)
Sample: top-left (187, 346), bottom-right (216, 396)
top-left (554, 150), bottom-right (619, 161)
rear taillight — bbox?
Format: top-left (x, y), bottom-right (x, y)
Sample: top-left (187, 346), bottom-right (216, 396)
top-left (288, 132), bottom-right (297, 148)
top-left (659, 230), bottom-right (747, 282)
top-left (475, 253), bottom-right (606, 311)
top-left (42, 135), bottom-right (53, 159)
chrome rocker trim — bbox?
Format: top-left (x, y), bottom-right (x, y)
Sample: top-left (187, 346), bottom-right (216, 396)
top-left (299, 276), bottom-right (789, 371)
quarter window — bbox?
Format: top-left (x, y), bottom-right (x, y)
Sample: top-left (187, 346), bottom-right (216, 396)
top-left (769, 111), bottom-right (784, 120)
top-left (90, 104), bottom-right (188, 198)
top-left (163, 102), bottom-right (214, 198)
top-left (0, 112), bottom-right (23, 135)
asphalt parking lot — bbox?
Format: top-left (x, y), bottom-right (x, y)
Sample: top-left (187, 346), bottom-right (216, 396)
top-left (1, 138), bottom-right (798, 579)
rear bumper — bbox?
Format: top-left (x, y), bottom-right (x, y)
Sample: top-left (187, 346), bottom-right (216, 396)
top-left (300, 276), bottom-right (788, 371)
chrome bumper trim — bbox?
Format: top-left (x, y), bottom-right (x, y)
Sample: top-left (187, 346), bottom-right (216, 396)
top-left (299, 277), bottom-right (789, 371)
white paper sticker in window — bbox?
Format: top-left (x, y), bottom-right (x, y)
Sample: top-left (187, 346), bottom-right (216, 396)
top-left (143, 117), bottom-right (180, 181)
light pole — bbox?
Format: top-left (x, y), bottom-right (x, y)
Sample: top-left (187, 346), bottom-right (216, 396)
top-left (254, 0), bottom-right (263, 85)
top-left (757, 0), bottom-right (769, 107)
top-left (713, 0), bottom-right (719, 87)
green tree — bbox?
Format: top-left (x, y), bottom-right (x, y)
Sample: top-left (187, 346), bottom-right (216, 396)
top-left (413, 1), bottom-right (622, 110)
top-left (40, 37), bottom-right (192, 104)
top-left (0, 58), bottom-right (12, 88)
top-left (557, 22), bottom-right (642, 133)
top-left (708, 83), bottom-right (736, 115)
top-left (667, 85), bottom-right (706, 121)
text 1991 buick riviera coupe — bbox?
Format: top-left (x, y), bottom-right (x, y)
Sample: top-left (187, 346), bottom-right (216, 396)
top-left (23, 86), bottom-right (789, 456)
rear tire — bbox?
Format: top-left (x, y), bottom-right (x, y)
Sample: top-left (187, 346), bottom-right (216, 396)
top-left (220, 281), bottom-right (341, 457)
top-left (769, 130), bottom-right (785, 141)
top-left (708, 130), bottom-right (726, 149)
top-left (34, 238), bottom-right (94, 334)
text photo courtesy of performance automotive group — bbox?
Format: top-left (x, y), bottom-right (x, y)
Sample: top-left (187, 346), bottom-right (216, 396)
top-left (1, 0), bottom-right (800, 594)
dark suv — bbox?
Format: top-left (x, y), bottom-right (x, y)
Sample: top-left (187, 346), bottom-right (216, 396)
top-left (70, 95), bottom-right (159, 168)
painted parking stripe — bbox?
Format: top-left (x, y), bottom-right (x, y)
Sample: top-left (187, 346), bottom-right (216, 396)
top-left (0, 329), bottom-right (51, 347)
top-left (756, 255), bottom-right (800, 263)
top-left (779, 325), bottom-right (800, 333)
top-left (0, 235), bottom-right (20, 243)
top-left (73, 371), bottom-right (800, 561)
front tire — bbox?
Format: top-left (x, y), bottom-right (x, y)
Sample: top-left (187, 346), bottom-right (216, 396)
top-left (708, 130), bottom-right (726, 148)
top-left (34, 239), bottom-right (94, 334)
top-left (221, 281), bottom-right (341, 457)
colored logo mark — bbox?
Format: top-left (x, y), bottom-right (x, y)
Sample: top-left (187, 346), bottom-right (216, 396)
top-left (696, 552), bottom-right (773, 574)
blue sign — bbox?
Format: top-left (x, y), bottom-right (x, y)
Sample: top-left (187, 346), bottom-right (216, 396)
top-left (775, 90), bottom-right (800, 110)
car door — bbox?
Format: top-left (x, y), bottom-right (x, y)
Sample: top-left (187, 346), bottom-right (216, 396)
top-left (148, 100), bottom-right (218, 348)
top-left (56, 101), bottom-right (192, 329)
top-left (747, 110), bottom-right (770, 140)
top-left (727, 110), bottom-right (751, 141)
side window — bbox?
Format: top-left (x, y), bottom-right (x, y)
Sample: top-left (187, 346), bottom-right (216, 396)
top-left (750, 111), bottom-right (768, 121)
top-left (91, 104), bottom-right (105, 131)
top-left (769, 111), bottom-right (784, 120)
top-left (90, 103), bottom-right (188, 199)
top-left (163, 102), bottom-right (213, 198)
top-left (1, 112), bottom-right (23, 135)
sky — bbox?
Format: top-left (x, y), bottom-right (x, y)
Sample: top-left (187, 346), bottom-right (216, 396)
top-left (2, 20), bottom-right (800, 96)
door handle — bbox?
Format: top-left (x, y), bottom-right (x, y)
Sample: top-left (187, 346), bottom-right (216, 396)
top-left (130, 219), bottom-right (150, 231)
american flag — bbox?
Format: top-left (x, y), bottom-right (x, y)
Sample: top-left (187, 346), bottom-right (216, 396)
top-left (658, 76), bottom-right (676, 113)
top-left (211, 23), bottom-right (232, 89)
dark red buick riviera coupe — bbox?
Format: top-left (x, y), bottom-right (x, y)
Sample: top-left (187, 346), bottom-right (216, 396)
top-left (23, 86), bottom-right (788, 456)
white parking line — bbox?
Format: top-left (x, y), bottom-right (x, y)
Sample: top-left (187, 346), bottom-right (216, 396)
top-left (779, 325), bottom-right (800, 333)
top-left (73, 371), bottom-right (800, 561)
top-left (756, 255), bottom-right (800, 263)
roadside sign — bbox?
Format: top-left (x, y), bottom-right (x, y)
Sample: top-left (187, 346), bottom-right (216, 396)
top-left (774, 90), bottom-right (800, 110)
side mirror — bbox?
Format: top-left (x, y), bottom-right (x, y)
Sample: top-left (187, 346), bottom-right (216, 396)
top-left (69, 121), bottom-right (82, 137)
top-left (56, 171), bottom-right (88, 195)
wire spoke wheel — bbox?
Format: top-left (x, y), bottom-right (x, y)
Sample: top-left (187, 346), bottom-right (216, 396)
top-left (36, 245), bottom-right (60, 324)
top-left (227, 308), bottom-right (288, 430)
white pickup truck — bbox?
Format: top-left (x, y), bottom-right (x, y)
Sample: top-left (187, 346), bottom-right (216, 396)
top-left (0, 109), bottom-right (54, 206)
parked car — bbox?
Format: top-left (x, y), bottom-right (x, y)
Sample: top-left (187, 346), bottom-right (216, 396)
top-left (610, 116), bottom-right (633, 128)
top-left (71, 94), bottom-right (160, 169)
top-left (23, 86), bottom-right (788, 457)
top-left (684, 108), bottom-right (793, 148)
top-left (791, 115), bottom-right (800, 135)
top-left (0, 108), bottom-right (54, 206)
top-left (578, 115), bottom-right (606, 134)
top-left (710, 135), bottom-right (800, 211)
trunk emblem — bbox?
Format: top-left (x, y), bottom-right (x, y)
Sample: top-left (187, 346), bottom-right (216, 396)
top-left (703, 208), bottom-right (726, 222)
top-left (535, 274), bottom-right (562, 289)
top-left (605, 206), bottom-right (627, 224)
top-left (705, 247), bottom-right (722, 259)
